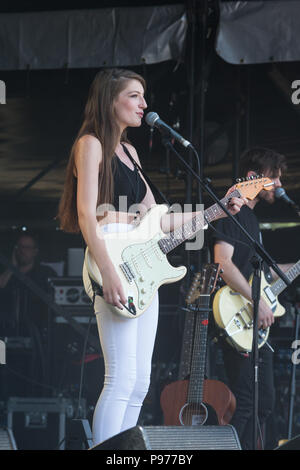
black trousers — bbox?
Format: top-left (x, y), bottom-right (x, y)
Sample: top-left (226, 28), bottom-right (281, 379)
top-left (222, 339), bottom-right (275, 450)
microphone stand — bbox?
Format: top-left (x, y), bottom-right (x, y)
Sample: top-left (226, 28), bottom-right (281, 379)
top-left (161, 136), bottom-right (292, 450)
top-left (251, 255), bottom-right (263, 450)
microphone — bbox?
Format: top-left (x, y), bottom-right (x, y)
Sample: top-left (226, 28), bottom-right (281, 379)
top-left (145, 112), bottom-right (193, 149)
top-left (275, 187), bottom-right (300, 215)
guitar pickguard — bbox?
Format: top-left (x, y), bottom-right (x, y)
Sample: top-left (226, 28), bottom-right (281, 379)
top-left (121, 233), bottom-right (186, 310)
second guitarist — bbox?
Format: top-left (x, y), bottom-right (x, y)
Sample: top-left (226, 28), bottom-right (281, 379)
top-left (212, 147), bottom-right (294, 450)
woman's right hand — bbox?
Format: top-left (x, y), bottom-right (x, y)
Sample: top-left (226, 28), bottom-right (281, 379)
top-left (100, 263), bottom-right (127, 310)
top-left (258, 298), bottom-right (275, 330)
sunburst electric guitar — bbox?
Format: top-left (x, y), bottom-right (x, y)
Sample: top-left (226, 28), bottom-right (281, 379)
top-left (160, 264), bottom-right (236, 426)
top-left (213, 260), bottom-right (300, 352)
top-left (83, 176), bottom-right (274, 318)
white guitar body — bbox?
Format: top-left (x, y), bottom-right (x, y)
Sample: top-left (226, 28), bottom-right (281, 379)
top-left (213, 271), bottom-right (285, 352)
top-left (83, 205), bottom-right (187, 318)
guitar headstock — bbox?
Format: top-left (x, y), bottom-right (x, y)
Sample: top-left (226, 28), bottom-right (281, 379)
top-left (235, 175), bottom-right (274, 200)
top-left (185, 263), bottom-right (221, 307)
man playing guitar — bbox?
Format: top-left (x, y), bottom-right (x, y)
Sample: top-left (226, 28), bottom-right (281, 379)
top-left (213, 147), bottom-right (294, 449)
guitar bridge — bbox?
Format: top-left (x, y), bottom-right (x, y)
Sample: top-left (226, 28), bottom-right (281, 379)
top-left (224, 307), bottom-right (252, 337)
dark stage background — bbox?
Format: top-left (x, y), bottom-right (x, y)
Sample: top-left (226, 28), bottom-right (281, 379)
top-left (0, 0), bottom-right (300, 451)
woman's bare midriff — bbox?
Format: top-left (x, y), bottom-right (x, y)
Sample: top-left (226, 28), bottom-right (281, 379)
top-left (96, 210), bottom-right (141, 227)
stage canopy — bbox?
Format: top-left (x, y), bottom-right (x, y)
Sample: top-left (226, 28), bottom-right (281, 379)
top-left (0, 4), bottom-right (187, 70)
top-left (216, 0), bottom-right (300, 64)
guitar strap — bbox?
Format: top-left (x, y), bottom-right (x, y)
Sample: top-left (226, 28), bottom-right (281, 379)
top-left (121, 143), bottom-right (171, 207)
top-left (259, 232), bottom-right (273, 282)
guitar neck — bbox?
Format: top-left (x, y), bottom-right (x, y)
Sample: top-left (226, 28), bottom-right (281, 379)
top-left (271, 260), bottom-right (300, 297)
top-left (187, 297), bottom-right (210, 404)
top-left (158, 189), bottom-right (241, 254)
top-left (177, 310), bottom-right (195, 381)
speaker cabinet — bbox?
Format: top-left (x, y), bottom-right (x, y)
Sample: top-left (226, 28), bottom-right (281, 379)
top-left (91, 425), bottom-right (241, 450)
top-left (0, 427), bottom-right (17, 450)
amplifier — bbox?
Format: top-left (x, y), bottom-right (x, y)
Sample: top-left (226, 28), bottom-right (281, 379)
top-left (54, 306), bottom-right (95, 324)
top-left (7, 397), bottom-right (86, 450)
top-left (48, 277), bottom-right (90, 306)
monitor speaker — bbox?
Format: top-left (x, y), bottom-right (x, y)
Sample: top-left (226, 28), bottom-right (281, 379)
top-left (0, 427), bottom-right (17, 450)
top-left (90, 425), bottom-right (241, 450)
top-left (275, 435), bottom-right (300, 450)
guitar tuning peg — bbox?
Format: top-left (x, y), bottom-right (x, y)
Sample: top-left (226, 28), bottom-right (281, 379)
top-left (220, 269), bottom-right (224, 274)
top-left (236, 178), bottom-right (242, 183)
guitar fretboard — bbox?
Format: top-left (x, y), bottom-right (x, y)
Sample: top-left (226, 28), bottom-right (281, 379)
top-left (187, 296), bottom-right (210, 404)
top-left (271, 260), bottom-right (300, 297)
top-left (158, 189), bottom-right (241, 254)
top-left (178, 310), bottom-right (195, 381)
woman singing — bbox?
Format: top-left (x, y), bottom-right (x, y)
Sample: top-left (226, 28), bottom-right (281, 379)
top-left (58, 68), bottom-right (245, 446)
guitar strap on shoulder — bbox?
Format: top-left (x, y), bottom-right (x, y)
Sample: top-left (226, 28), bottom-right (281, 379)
top-left (121, 143), bottom-right (171, 207)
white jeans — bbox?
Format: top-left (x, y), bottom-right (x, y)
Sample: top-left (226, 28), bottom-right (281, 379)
top-left (91, 223), bottom-right (159, 446)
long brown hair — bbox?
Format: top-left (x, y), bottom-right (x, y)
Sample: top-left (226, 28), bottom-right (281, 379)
top-left (57, 68), bottom-right (146, 233)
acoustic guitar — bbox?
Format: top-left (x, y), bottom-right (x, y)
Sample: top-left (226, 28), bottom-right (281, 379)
top-left (160, 264), bottom-right (236, 426)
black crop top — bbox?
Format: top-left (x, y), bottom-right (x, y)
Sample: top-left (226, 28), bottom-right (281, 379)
top-left (113, 144), bottom-right (147, 212)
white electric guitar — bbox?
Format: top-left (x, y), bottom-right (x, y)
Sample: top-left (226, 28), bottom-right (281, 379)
top-left (213, 260), bottom-right (300, 352)
top-left (83, 176), bottom-right (274, 318)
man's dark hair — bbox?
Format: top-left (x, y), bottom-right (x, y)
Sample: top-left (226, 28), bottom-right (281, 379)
top-left (239, 147), bottom-right (287, 177)
top-left (15, 231), bottom-right (39, 248)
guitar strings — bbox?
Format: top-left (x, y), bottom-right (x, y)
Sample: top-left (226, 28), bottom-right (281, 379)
top-left (99, 182), bottom-right (267, 305)
top-left (102, 182), bottom-right (261, 274)
top-left (114, 183), bottom-right (261, 269)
